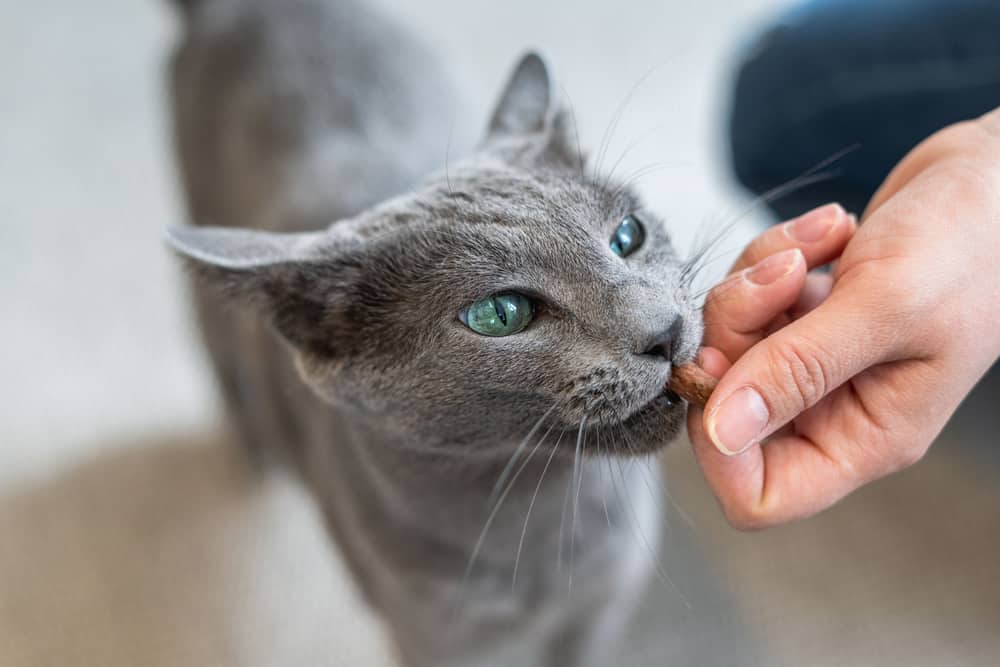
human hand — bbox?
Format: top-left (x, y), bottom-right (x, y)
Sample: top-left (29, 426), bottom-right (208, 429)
top-left (688, 109), bottom-right (1000, 529)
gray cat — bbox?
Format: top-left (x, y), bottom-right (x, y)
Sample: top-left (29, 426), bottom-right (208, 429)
top-left (165, 0), bottom-right (702, 665)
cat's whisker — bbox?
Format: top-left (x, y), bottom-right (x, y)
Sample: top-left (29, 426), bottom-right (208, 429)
top-left (556, 448), bottom-right (573, 575)
top-left (616, 425), bottom-right (698, 601)
top-left (593, 58), bottom-right (675, 179)
top-left (614, 422), bottom-right (692, 535)
top-left (682, 160), bottom-right (853, 282)
top-left (463, 406), bottom-right (558, 588)
top-left (568, 416), bottom-right (587, 594)
top-left (683, 245), bottom-right (746, 290)
top-left (602, 122), bottom-right (671, 189)
top-left (611, 455), bottom-right (692, 610)
top-left (558, 416), bottom-right (584, 583)
top-left (689, 270), bottom-right (753, 305)
top-left (680, 170), bottom-right (838, 290)
top-left (558, 84), bottom-right (586, 179)
top-left (512, 428), bottom-right (566, 590)
top-left (681, 144), bottom-right (861, 290)
top-left (488, 402), bottom-right (561, 511)
top-left (610, 162), bottom-right (680, 200)
top-left (444, 120), bottom-right (455, 196)
top-left (664, 492), bottom-right (695, 530)
top-left (604, 437), bottom-right (627, 513)
top-left (596, 433), bottom-right (612, 529)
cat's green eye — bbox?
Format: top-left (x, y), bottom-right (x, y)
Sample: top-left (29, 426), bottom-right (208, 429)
top-left (609, 214), bottom-right (645, 258)
top-left (461, 292), bottom-right (534, 337)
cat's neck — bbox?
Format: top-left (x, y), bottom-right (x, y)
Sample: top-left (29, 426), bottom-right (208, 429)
top-left (307, 409), bottom-right (628, 555)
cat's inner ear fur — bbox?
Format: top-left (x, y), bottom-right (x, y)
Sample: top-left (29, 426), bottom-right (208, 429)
top-left (486, 52), bottom-right (581, 168)
top-left (166, 225), bottom-right (352, 358)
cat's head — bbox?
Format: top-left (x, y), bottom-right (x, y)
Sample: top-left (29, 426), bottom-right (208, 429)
top-left (169, 53), bottom-right (702, 457)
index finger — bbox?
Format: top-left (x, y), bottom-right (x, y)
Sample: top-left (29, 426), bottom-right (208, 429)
top-left (729, 203), bottom-right (856, 273)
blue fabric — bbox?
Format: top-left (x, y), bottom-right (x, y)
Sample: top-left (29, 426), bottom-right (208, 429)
top-left (727, 0), bottom-right (1000, 219)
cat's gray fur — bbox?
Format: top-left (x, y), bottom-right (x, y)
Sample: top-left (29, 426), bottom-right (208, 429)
top-left (166, 0), bottom-right (702, 665)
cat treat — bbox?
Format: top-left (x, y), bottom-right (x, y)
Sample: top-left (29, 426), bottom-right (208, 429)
top-left (668, 363), bottom-right (718, 407)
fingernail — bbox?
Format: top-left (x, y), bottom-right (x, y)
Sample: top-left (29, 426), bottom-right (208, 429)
top-left (785, 203), bottom-right (845, 242)
top-left (745, 248), bottom-right (802, 286)
top-left (706, 387), bottom-right (769, 456)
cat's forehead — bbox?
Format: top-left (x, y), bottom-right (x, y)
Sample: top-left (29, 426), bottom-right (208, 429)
top-left (340, 161), bottom-right (655, 289)
top-left (418, 163), bottom-right (639, 233)
top-left (340, 165), bottom-right (663, 299)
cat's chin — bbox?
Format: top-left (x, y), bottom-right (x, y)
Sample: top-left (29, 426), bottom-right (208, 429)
top-left (584, 392), bottom-right (688, 458)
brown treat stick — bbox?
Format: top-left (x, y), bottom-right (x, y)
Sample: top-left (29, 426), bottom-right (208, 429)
top-left (667, 363), bottom-right (718, 407)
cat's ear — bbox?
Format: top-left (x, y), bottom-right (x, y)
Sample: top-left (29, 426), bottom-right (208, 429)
top-left (166, 225), bottom-right (355, 358)
top-left (487, 52), bottom-right (581, 167)
top-left (488, 52), bottom-right (557, 137)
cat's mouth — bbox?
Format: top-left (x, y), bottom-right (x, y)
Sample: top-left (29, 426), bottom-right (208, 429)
top-left (577, 381), bottom-right (688, 457)
top-left (629, 388), bottom-right (682, 421)
top-left (663, 387), bottom-right (683, 406)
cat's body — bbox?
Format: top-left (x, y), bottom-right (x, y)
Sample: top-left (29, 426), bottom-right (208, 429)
top-left (167, 1), bottom-right (700, 665)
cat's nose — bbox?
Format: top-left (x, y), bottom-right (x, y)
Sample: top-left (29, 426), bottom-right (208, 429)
top-left (638, 317), bottom-right (682, 361)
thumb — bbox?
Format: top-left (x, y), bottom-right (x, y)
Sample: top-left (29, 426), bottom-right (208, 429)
top-left (702, 282), bottom-right (900, 456)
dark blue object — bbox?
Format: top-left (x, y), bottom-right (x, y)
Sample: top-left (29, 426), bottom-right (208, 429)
top-left (727, 0), bottom-right (1000, 220)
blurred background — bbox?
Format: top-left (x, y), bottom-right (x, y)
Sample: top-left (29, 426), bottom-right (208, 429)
top-left (2, 0), bottom-right (998, 665)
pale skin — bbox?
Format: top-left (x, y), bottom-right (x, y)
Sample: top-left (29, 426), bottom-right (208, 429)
top-left (689, 108), bottom-right (1000, 529)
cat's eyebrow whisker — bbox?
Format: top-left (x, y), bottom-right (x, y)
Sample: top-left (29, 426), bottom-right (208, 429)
top-left (512, 428), bottom-right (566, 591)
top-left (558, 84), bottom-right (586, 179)
top-left (592, 57), bottom-right (677, 179)
top-left (610, 162), bottom-right (680, 200)
top-left (601, 122), bottom-right (670, 190)
top-left (444, 118), bottom-right (455, 196)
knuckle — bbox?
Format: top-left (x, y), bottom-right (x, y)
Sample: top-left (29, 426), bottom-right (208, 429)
top-left (857, 429), bottom-right (927, 479)
top-left (702, 282), bottom-right (728, 316)
top-left (921, 120), bottom-right (989, 160)
top-left (874, 271), bottom-right (944, 351)
top-left (897, 298), bottom-right (944, 356)
top-left (702, 277), bottom-right (745, 328)
top-left (934, 119), bottom-right (980, 145)
top-left (765, 339), bottom-right (832, 411)
top-left (720, 500), bottom-right (772, 532)
top-left (978, 110), bottom-right (1000, 145)
top-left (736, 233), bottom-right (779, 271)
top-left (747, 233), bottom-right (783, 266)
top-left (890, 442), bottom-right (928, 473)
